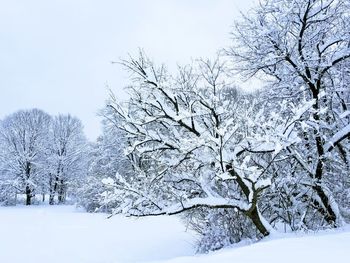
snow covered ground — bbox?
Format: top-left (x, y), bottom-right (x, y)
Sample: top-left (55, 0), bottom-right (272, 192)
top-left (0, 205), bottom-right (349, 263)
top-left (0, 205), bottom-right (196, 263)
top-left (153, 229), bottom-right (350, 263)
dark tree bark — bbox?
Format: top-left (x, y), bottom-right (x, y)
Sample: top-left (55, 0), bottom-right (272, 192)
top-left (25, 185), bottom-right (32, 206)
top-left (227, 164), bottom-right (270, 237)
top-left (58, 179), bottom-right (66, 204)
top-left (49, 175), bottom-right (59, 205)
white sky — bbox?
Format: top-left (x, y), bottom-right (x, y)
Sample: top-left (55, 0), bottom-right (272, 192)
top-left (0, 0), bottom-right (255, 140)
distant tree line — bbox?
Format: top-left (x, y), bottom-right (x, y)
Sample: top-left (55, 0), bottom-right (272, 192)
top-left (0, 109), bottom-right (88, 205)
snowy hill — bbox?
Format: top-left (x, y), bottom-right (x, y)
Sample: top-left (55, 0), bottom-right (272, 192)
top-left (152, 229), bottom-right (350, 263)
top-left (0, 206), bottom-right (348, 263)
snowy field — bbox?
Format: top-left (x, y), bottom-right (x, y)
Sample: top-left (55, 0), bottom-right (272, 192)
top-left (0, 206), bottom-right (349, 263)
top-left (0, 205), bottom-right (196, 263)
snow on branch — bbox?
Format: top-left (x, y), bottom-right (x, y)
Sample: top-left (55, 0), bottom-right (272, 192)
top-left (324, 123), bottom-right (350, 152)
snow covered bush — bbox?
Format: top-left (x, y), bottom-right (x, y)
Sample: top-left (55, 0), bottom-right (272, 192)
top-left (0, 181), bottom-right (17, 206)
top-left (76, 176), bottom-right (114, 212)
top-left (77, 113), bottom-right (134, 213)
top-left (184, 208), bottom-right (256, 253)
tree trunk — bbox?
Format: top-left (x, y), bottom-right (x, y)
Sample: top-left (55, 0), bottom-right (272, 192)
top-left (49, 175), bottom-right (59, 205)
top-left (227, 164), bottom-right (270, 237)
top-left (311, 93), bottom-right (339, 226)
top-left (58, 179), bottom-right (66, 204)
top-left (246, 206), bottom-right (270, 237)
top-left (313, 184), bottom-right (337, 225)
top-left (49, 194), bottom-right (55, 205)
top-left (49, 182), bottom-right (58, 205)
top-left (25, 161), bottom-right (32, 205)
top-left (25, 185), bottom-right (32, 206)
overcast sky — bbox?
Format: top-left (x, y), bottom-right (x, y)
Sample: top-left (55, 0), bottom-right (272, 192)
top-left (0, 0), bottom-right (255, 140)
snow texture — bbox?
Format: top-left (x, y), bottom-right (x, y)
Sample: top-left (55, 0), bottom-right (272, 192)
top-left (150, 228), bottom-right (350, 263)
top-left (0, 206), bottom-right (195, 263)
top-left (0, 206), bottom-right (349, 263)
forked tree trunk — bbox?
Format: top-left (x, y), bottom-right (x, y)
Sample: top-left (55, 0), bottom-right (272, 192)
top-left (227, 164), bottom-right (271, 237)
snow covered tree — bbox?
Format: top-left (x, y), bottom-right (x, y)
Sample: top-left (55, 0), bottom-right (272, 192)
top-left (47, 114), bottom-right (88, 204)
top-left (77, 0), bottom-right (350, 251)
top-left (104, 53), bottom-right (308, 239)
top-left (77, 108), bottom-right (134, 212)
top-left (0, 110), bottom-right (89, 206)
top-left (228, 0), bottom-right (350, 227)
top-left (0, 109), bottom-right (51, 205)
